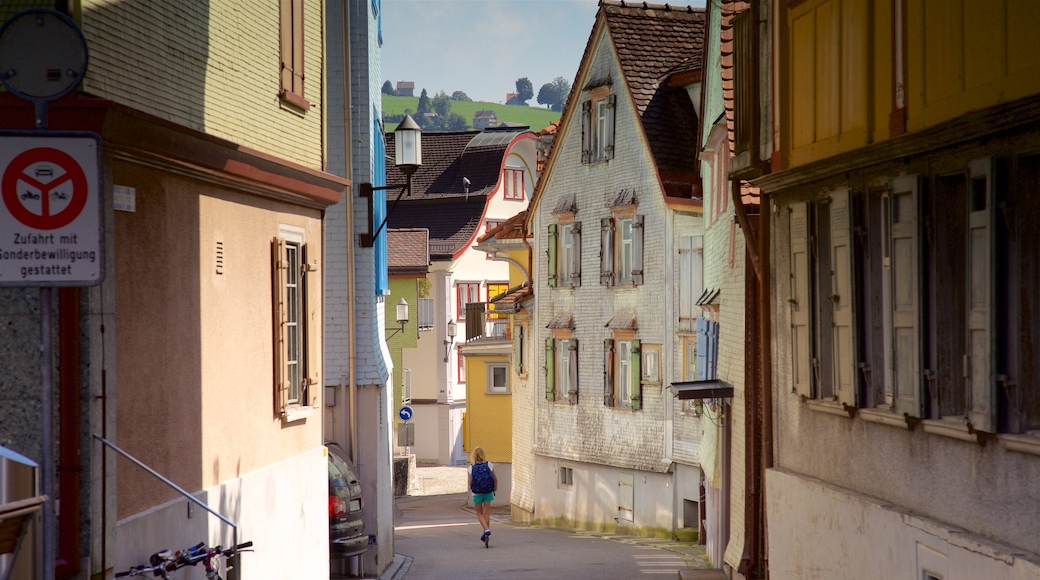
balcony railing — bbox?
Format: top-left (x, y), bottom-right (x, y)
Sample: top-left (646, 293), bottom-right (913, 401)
top-left (464, 302), bottom-right (509, 341)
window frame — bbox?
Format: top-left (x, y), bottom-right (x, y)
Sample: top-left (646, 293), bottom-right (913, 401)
top-left (486, 362), bottom-right (510, 394)
top-left (504, 168), bottom-right (525, 200)
top-left (581, 86), bottom-right (615, 164)
top-left (457, 282), bottom-right (480, 320)
top-left (458, 349), bottom-right (466, 383)
top-left (418, 297), bottom-right (434, 331)
top-left (272, 225), bottom-right (316, 420)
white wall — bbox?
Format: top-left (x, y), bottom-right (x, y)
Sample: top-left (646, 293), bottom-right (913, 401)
top-left (768, 469), bottom-right (1040, 580)
top-left (116, 447), bottom-right (328, 579)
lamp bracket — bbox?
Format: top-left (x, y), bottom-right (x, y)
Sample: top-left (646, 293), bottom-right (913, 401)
top-left (359, 176), bottom-right (412, 248)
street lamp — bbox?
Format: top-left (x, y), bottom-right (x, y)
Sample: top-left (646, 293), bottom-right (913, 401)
top-left (386, 298), bottom-right (409, 339)
top-left (443, 319), bottom-right (457, 362)
top-left (360, 114), bottom-right (422, 247)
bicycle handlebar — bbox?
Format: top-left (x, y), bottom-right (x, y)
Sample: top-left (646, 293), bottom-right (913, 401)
top-left (116, 540), bottom-right (253, 579)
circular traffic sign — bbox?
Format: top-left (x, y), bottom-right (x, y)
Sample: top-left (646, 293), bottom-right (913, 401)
top-left (399, 406), bottom-right (413, 422)
top-left (1, 147), bottom-right (88, 230)
top-left (0, 9), bottom-right (88, 102)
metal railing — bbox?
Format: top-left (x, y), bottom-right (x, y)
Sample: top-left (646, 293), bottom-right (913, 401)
top-left (93, 435), bottom-right (243, 580)
top-left (464, 302), bottom-right (509, 341)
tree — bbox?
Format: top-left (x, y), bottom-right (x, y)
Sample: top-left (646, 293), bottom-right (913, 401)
top-left (450, 90), bottom-right (471, 102)
top-left (550, 76), bottom-right (571, 112)
top-left (432, 91), bottom-right (452, 117)
top-left (536, 82), bottom-right (557, 110)
top-left (381, 80), bottom-right (396, 96)
top-left (445, 112), bottom-right (468, 131)
top-left (415, 88), bottom-right (431, 126)
top-left (515, 77), bottom-right (533, 105)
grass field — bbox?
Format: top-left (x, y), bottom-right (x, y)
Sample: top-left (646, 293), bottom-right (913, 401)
top-left (382, 95), bottom-right (561, 132)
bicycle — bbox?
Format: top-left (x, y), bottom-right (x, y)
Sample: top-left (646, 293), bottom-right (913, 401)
top-left (115, 540), bottom-right (253, 580)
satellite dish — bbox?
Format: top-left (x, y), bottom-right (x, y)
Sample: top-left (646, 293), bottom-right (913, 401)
top-left (0, 8), bottom-right (88, 103)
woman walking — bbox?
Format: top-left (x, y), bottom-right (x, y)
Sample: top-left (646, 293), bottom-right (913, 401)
top-left (468, 446), bottom-right (498, 547)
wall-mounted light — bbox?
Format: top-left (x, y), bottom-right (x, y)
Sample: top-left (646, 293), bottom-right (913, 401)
top-left (386, 298), bottom-right (409, 340)
top-left (360, 114), bottom-right (423, 247)
top-left (443, 319), bottom-right (457, 362)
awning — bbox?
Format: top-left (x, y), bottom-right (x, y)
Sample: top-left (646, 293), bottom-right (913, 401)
top-left (668, 379), bottom-right (734, 400)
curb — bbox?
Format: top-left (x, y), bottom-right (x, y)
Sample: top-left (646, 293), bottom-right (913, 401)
top-left (378, 553), bottom-right (413, 580)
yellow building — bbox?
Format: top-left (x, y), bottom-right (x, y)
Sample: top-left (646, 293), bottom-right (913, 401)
top-left (459, 211), bottom-right (532, 508)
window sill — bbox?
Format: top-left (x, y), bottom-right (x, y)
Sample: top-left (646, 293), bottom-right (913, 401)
top-left (999, 433), bottom-right (1040, 456)
top-left (282, 405), bottom-right (316, 423)
top-left (486, 391), bottom-right (511, 396)
top-left (857, 407), bottom-right (910, 429)
top-left (921, 419), bottom-right (978, 443)
top-left (279, 90), bottom-right (311, 111)
top-left (805, 399), bottom-right (853, 419)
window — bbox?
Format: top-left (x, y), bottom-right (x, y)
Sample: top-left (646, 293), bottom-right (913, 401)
top-left (487, 282), bottom-right (509, 324)
top-left (600, 215), bottom-right (644, 286)
top-left (695, 318), bottom-right (719, 381)
top-left (458, 350), bottom-right (466, 383)
top-left (487, 362), bottom-right (509, 394)
top-left (604, 338), bottom-right (641, 409)
top-left (272, 226), bottom-right (316, 417)
top-left (679, 236), bottom-right (704, 332)
top-left (402, 368), bottom-right (412, 404)
top-left (559, 466), bottom-right (574, 487)
top-left (504, 168), bottom-right (525, 200)
top-left (642, 344), bottom-right (660, 383)
top-left (549, 222), bottom-right (582, 288)
top-left (418, 298), bottom-right (434, 331)
top-left (457, 283), bottom-right (480, 320)
top-left (278, 0), bottom-right (309, 109)
top-left (581, 88), bottom-right (615, 163)
top-left (485, 220), bottom-right (504, 259)
top-left (545, 336), bottom-right (578, 404)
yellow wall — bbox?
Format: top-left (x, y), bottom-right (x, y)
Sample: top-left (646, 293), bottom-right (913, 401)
top-left (783, 0), bottom-right (1040, 167)
top-left (464, 354), bottom-right (513, 464)
top-left (81, 0), bottom-right (325, 169)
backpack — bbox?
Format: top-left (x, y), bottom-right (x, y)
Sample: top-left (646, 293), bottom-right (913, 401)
top-left (470, 462), bottom-right (495, 494)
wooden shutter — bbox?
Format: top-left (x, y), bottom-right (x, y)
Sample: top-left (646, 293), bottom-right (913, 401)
top-left (272, 237), bottom-right (290, 415)
top-left (707, 321), bottom-right (719, 380)
top-left (891, 176), bottom-right (923, 418)
top-left (695, 317), bottom-right (709, 381)
top-left (279, 0), bottom-right (293, 95)
top-left (302, 243), bottom-right (319, 406)
top-left (513, 324), bottom-right (524, 374)
top-left (545, 337), bottom-right (556, 401)
top-left (581, 100), bottom-right (592, 164)
top-left (679, 237), bottom-right (693, 331)
top-left (571, 221), bottom-right (582, 286)
top-left (967, 158), bottom-right (997, 432)
top-left (291, 0), bottom-right (304, 96)
top-left (547, 224), bottom-right (558, 288)
top-left (830, 189), bottom-right (858, 408)
top-left (604, 339), bottom-right (615, 406)
top-left (600, 218), bottom-right (615, 285)
top-left (604, 94), bottom-right (616, 160)
top-left (789, 202), bottom-right (812, 397)
top-left (632, 215), bottom-right (644, 285)
top-left (568, 340), bottom-right (579, 404)
top-left (630, 340), bottom-right (642, 410)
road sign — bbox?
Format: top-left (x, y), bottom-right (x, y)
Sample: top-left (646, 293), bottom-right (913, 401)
top-left (399, 406), bottom-right (413, 422)
top-left (0, 132), bottom-right (104, 286)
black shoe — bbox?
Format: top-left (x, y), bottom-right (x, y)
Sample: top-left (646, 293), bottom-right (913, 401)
top-left (483, 535), bottom-right (489, 548)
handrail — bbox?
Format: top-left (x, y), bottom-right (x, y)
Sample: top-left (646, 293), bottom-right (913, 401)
top-left (93, 434), bottom-right (241, 580)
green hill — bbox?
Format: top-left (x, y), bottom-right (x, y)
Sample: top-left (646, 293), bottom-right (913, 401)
top-left (382, 95), bottom-right (561, 133)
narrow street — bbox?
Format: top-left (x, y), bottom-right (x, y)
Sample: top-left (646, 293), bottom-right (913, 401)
top-left (382, 467), bottom-right (709, 580)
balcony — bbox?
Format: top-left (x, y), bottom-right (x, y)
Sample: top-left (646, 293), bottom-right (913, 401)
top-left (464, 302), bottom-right (509, 342)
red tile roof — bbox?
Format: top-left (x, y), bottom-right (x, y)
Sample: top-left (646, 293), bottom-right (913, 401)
top-left (478, 210), bottom-right (529, 243)
top-left (387, 228), bottom-right (430, 272)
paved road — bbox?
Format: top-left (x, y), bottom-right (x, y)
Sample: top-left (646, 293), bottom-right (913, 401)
top-left (389, 492), bottom-right (708, 580)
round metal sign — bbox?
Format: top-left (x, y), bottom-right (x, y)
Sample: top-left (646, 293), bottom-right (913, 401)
top-left (0, 9), bottom-right (88, 102)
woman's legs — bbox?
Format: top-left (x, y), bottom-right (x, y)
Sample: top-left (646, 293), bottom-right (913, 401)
top-left (476, 501), bottom-right (490, 531)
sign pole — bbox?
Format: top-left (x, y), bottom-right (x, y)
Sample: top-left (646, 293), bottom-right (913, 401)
top-left (40, 285), bottom-right (55, 580)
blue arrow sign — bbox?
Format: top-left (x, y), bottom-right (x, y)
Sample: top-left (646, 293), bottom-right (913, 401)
top-left (399, 406), bottom-right (413, 422)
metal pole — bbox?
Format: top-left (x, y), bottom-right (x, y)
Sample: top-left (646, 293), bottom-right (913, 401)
top-left (40, 286), bottom-right (55, 580)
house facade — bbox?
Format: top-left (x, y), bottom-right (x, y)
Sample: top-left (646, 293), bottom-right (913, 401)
top-left (385, 128), bottom-right (537, 466)
top-left (523, 1), bottom-right (706, 537)
top-left (0, 1), bottom-right (342, 578)
top-left (732, 1), bottom-right (1040, 577)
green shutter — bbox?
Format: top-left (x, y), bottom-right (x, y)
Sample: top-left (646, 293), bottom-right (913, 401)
top-left (545, 337), bottom-right (556, 401)
top-left (548, 224), bottom-right (559, 288)
top-left (630, 340), bottom-right (642, 410)
top-left (603, 339), bottom-right (615, 406)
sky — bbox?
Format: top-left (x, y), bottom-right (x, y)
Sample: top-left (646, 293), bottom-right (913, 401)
top-left (381, 0), bottom-right (704, 106)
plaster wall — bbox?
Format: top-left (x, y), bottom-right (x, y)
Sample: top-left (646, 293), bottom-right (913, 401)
top-left (116, 446), bottom-right (328, 579)
top-left (767, 468), bottom-right (1040, 580)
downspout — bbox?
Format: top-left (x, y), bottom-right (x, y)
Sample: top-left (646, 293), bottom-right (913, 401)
top-left (342, 1), bottom-right (359, 465)
top-left (56, 288), bottom-right (81, 577)
top-left (759, 193), bottom-right (773, 577)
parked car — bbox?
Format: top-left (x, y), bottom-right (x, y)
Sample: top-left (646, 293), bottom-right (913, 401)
top-left (326, 442), bottom-right (367, 558)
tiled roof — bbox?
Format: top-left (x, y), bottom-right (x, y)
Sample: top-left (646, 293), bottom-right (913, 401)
top-left (478, 210), bottom-right (529, 243)
top-left (602, 0), bottom-right (706, 176)
top-left (387, 228), bottom-right (429, 272)
top-left (490, 282), bottom-right (533, 311)
top-left (605, 311), bottom-right (638, 330)
top-left (387, 199), bottom-right (486, 259)
top-left (721, 0), bottom-right (760, 206)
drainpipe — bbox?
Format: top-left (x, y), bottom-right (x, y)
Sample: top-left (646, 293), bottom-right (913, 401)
top-left (56, 288), bottom-right (82, 577)
top-left (341, 1), bottom-right (359, 465)
top-left (759, 193), bottom-right (773, 575)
